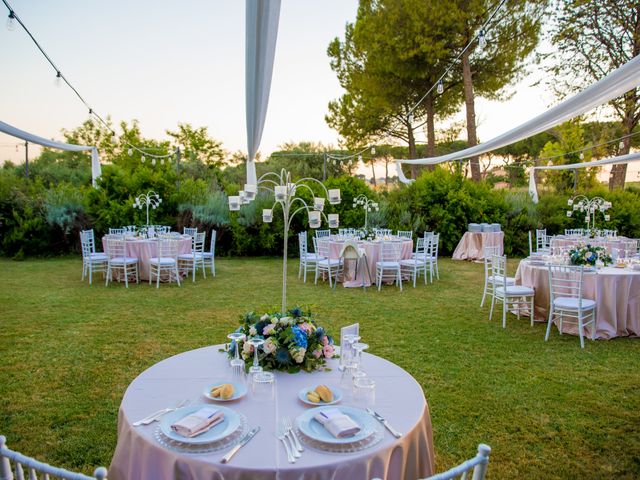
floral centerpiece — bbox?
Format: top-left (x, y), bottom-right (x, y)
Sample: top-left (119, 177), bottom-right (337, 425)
top-left (568, 243), bottom-right (612, 267)
top-left (228, 307), bottom-right (335, 373)
top-left (356, 228), bottom-right (376, 241)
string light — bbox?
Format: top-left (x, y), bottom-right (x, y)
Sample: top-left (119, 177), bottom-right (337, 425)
top-left (141, 155), bottom-right (146, 163)
top-left (151, 158), bottom-right (156, 166)
top-left (54, 71), bottom-right (61, 87)
top-left (371, 147), bottom-right (376, 155)
top-left (436, 79), bottom-right (444, 95)
top-left (5, 9), bottom-right (14, 30)
top-left (407, 112), bottom-right (414, 124)
top-left (619, 140), bottom-right (625, 150)
top-left (478, 29), bottom-right (487, 49)
top-left (579, 152), bottom-right (584, 160)
top-left (358, 154), bottom-right (363, 162)
top-left (128, 148), bottom-right (133, 156)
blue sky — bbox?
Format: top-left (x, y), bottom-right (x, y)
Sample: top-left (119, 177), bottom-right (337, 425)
top-left (0, 0), bottom-right (558, 174)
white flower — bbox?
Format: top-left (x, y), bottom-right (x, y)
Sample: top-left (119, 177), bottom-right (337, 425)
top-left (263, 338), bottom-right (277, 354)
top-left (261, 314), bottom-right (270, 322)
top-left (249, 326), bottom-right (257, 336)
top-left (292, 347), bottom-right (306, 364)
top-left (243, 341), bottom-right (253, 354)
top-left (280, 316), bottom-right (292, 326)
top-left (271, 317), bottom-right (279, 325)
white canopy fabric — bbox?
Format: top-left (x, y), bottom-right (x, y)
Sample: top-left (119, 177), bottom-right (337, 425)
top-left (396, 54), bottom-right (640, 183)
top-left (0, 120), bottom-right (101, 186)
top-left (245, 0), bottom-right (281, 185)
top-left (528, 151), bottom-right (640, 203)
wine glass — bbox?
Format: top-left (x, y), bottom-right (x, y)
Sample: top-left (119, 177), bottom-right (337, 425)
top-left (227, 332), bottom-right (246, 373)
top-left (248, 337), bottom-right (265, 375)
top-left (341, 334), bottom-right (361, 370)
top-left (352, 342), bottom-right (369, 372)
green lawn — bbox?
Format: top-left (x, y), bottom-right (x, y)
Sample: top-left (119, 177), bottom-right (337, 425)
top-left (1, 257), bottom-right (639, 478)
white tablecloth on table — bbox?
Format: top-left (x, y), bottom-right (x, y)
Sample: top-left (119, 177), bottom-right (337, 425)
top-left (515, 260), bottom-right (640, 339)
top-left (101, 236), bottom-right (192, 281)
top-left (321, 238), bottom-right (414, 287)
top-left (109, 345), bottom-right (435, 480)
top-left (550, 236), bottom-right (636, 256)
top-left (452, 232), bottom-right (504, 261)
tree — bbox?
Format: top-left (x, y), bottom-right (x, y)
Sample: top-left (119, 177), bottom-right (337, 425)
top-left (436, 0), bottom-right (547, 181)
top-left (545, 0), bottom-right (640, 190)
top-left (326, 0), bottom-right (463, 179)
top-left (166, 123), bottom-right (225, 168)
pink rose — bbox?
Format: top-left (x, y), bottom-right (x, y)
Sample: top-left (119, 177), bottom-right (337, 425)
top-left (263, 324), bottom-right (275, 336)
top-left (312, 348), bottom-right (322, 358)
top-left (323, 345), bottom-right (335, 358)
top-left (322, 336), bottom-right (329, 346)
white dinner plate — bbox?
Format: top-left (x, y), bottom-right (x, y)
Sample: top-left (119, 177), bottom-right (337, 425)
top-left (202, 380), bottom-right (247, 402)
top-left (296, 405), bottom-right (376, 445)
top-left (298, 386), bottom-right (343, 406)
top-left (159, 405), bottom-right (240, 445)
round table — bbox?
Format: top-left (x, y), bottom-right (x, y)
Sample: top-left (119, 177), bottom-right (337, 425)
top-left (101, 235), bottom-right (192, 281)
top-left (322, 237), bottom-right (414, 287)
top-left (108, 345), bottom-right (435, 480)
top-left (550, 236), bottom-right (636, 256)
top-left (452, 231), bottom-right (504, 261)
top-left (515, 260), bottom-right (640, 339)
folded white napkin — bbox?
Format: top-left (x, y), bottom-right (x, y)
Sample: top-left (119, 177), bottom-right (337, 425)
top-left (314, 408), bottom-right (361, 438)
top-left (171, 407), bottom-right (224, 438)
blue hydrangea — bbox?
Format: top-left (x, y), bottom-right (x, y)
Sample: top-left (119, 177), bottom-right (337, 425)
top-left (290, 307), bottom-right (303, 318)
top-left (291, 325), bottom-right (308, 349)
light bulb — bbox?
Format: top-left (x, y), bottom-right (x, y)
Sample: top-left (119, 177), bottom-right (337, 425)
top-left (371, 147), bottom-right (376, 155)
top-left (141, 155), bottom-right (146, 163)
top-left (437, 79), bottom-right (444, 94)
top-left (128, 148), bottom-right (133, 156)
top-left (54, 71), bottom-right (62, 87)
top-left (358, 155), bottom-right (363, 162)
top-left (579, 152), bottom-right (584, 160)
top-left (110, 133), bottom-right (117, 145)
top-left (161, 158), bottom-right (165, 165)
top-left (619, 140), bottom-right (625, 150)
top-left (407, 112), bottom-right (413, 124)
top-left (6, 11), bottom-right (16, 31)
top-left (152, 158), bottom-right (157, 166)
top-left (478, 29), bottom-right (486, 49)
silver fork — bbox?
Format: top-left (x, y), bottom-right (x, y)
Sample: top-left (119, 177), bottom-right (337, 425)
top-left (133, 398), bottom-right (190, 426)
top-left (276, 421), bottom-right (296, 463)
top-left (284, 417), bottom-right (303, 454)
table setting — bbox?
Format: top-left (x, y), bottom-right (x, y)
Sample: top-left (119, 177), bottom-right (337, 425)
top-left (515, 247), bottom-right (640, 339)
top-left (108, 309), bottom-right (435, 480)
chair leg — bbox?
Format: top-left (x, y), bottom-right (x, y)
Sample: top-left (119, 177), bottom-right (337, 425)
top-left (124, 266), bottom-right (129, 289)
top-left (545, 307), bottom-right (554, 341)
top-left (489, 294), bottom-right (496, 321)
top-left (530, 297), bottom-right (534, 326)
top-left (315, 265), bottom-right (320, 285)
top-left (202, 259), bottom-right (206, 279)
top-left (480, 279), bottom-right (488, 307)
top-left (192, 260), bottom-right (196, 283)
top-left (299, 261), bottom-right (303, 279)
top-left (176, 265), bottom-right (181, 287)
top-left (502, 298), bottom-right (507, 328)
top-left (105, 265), bottom-right (110, 287)
top-left (156, 266), bottom-right (161, 288)
top-left (149, 266), bottom-right (152, 285)
top-left (591, 308), bottom-right (597, 341)
top-left (135, 264), bottom-right (139, 284)
top-left (578, 315), bottom-right (585, 349)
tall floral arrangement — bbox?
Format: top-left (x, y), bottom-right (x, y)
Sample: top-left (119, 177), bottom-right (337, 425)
top-left (229, 307), bottom-right (335, 373)
top-left (568, 243), bottom-right (612, 267)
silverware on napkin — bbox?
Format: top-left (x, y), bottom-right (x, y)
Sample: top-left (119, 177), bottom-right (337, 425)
top-left (132, 399), bottom-right (189, 427)
top-left (366, 408), bottom-right (402, 438)
top-left (221, 427), bottom-right (260, 464)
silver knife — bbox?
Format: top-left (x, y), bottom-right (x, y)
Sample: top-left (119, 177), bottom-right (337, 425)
top-left (221, 427), bottom-right (260, 464)
top-left (366, 408), bottom-right (402, 438)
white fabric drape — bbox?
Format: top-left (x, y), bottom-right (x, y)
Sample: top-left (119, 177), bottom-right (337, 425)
top-left (0, 120), bottom-right (101, 186)
top-left (245, 0), bottom-right (281, 185)
top-left (528, 151), bottom-right (640, 203)
top-left (395, 161), bottom-right (414, 184)
top-left (395, 54), bottom-right (640, 180)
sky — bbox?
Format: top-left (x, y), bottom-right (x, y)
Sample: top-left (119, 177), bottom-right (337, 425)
top-left (0, 0), bottom-right (632, 180)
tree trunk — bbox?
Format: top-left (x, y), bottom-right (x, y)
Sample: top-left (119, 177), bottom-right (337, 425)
top-left (609, 92), bottom-right (636, 190)
top-left (462, 48), bottom-right (481, 182)
top-left (424, 94), bottom-right (436, 171)
top-left (408, 124), bottom-right (418, 179)
top-left (384, 159), bottom-right (389, 186)
top-left (370, 161), bottom-right (377, 187)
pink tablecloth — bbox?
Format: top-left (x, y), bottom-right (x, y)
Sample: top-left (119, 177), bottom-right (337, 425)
top-left (550, 236), bottom-right (636, 256)
top-left (323, 239), bottom-right (414, 288)
top-left (101, 236), bottom-right (192, 281)
top-left (109, 345), bottom-right (435, 480)
top-left (515, 260), bottom-right (640, 339)
top-left (452, 232), bottom-right (504, 261)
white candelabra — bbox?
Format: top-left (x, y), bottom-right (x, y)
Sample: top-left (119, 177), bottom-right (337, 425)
top-left (566, 195), bottom-right (611, 231)
top-left (228, 169), bottom-right (341, 313)
top-left (133, 191), bottom-right (162, 226)
top-left (352, 194), bottom-right (379, 229)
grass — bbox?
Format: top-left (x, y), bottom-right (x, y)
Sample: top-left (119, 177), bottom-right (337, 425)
top-left (1, 256), bottom-right (639, 478)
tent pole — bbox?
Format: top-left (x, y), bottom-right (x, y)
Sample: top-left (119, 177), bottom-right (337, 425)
top-left (24, 141), bottom-right (28, 179)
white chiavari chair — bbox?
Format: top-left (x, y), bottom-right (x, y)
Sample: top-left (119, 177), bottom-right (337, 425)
top-left (201, 229), bottom-right (217, 276)
top-left (105, 235), bottom-right (139, 288)
top-left (80, 230), bottom-right (108, 285)
top-left (375, 240), bottom-right (403, 291)
top-left (314, 237), bottom-right (343, 287)
top-left (480, 245), bottom-right (515, 307)
top-left (298, 232), bottom-right (324, 283)
top-left (0, 435), bottom-right (108, 480)
top-left (400, 237), bottom-right (428, 287)
top-left (149, 237), bottom-right (181, 288)
top-left (489, 255), bottom-right (535, 328)
top-left (178, 232), bottom-right (207, 282)
top-left (546, 265), bottom-right (596, 349)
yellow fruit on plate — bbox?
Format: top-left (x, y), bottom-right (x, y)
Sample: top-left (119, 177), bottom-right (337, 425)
top-left (221, 383), bottom-right (235, 400)
top-left (315, 384), bottom-right (333, 403)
